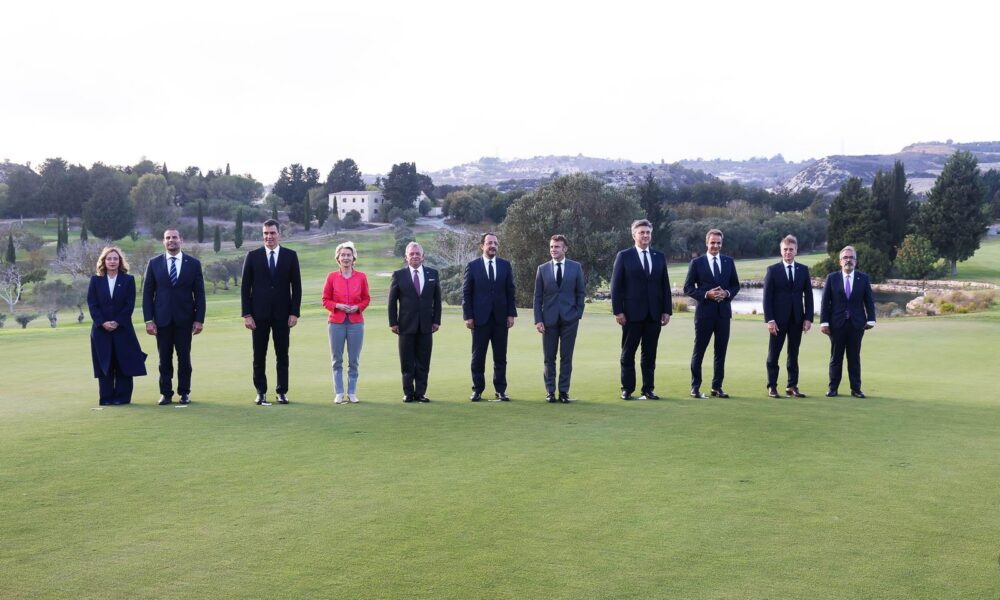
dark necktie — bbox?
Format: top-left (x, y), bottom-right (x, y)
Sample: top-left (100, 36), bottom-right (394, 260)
top-left (642, 250), bottom-right (650, 275)
top-left (488, 260), bottom-right (495, 282)
top-left (712, 257), bottom-right (721, 281)
top-left (269, 250), bottom-right (276, 277)
top-left (556, 262), bottom-right (563, 287)
top-left (169, 256), bottom-right (178, 285)
top-left (787, 264), bottom-right (793, 283)
top-left (412, 269), bottom-right (421, 295)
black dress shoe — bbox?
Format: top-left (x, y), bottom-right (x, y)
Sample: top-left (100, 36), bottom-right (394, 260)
top-left (825, 390), bottom-right (838, 397)
top-left (403, 395), bottom-right (416, 403)
top-left (621, 390), bottom-right (634, 400)
top-left (418, 396), bottom-right (431, 403)
top-left (470, 392), bottom-right (482, 402)
top-left (786, 387), bottom-right (806, 398)
top-left (277, 394), bottom-right (289, 404)
top-left (559, 393), bottom-right (572, 403)
top-left (690, 388), bottom-right (706, 399)
top-left (767, 386), bottom-right (780, 398)
top-left (850, 390), bottom-right (866, 398)
top-left (178, 394), bottom-right (191, 405)
top-left (546, 392), bottom-right (557, 403)
top-left (711, 388), bottom-right (730, 398)
top-left (255, 393), bottom-right (272, 406)
top-left (639, 391), bottom-right (660, 400)
top-left (158, 395), bottom-right (172, 405)
top-left (496, 392), bottom-right (510, 401)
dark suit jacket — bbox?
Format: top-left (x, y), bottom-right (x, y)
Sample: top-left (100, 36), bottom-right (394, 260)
top-left (610, 247), bottom-right (672, 321)
top-left (763, 262), bottom-right (814, 326)
top-left (388, 266), bottom-right (442, 334)
top-left (533, 259), bottom-right (585, 327)
top-left (241, 246), bottom-right (302, 320)
top-left (683, 254), bottom-right (740, 320)
top-left (89, 274), bottom-right (147, 378)
top-left (462, 257), bottom-right (517, 326)
top-left (142, 254), bottom-right (206, 326)
top-left (820, 271), bottom-right (876, 329)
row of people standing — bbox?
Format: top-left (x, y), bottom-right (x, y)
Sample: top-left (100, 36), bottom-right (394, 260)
top-left (87, 219), bottom-right (876, 406)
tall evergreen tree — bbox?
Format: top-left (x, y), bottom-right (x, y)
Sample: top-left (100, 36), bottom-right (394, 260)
top-left (826, 177), bottom-right (884, 255)
top-left (383, 162), bottom-right (422, 211)
top-left (918, 151), bottom-right (988, 276)
top-left (637, 172), bottom-right (673, 257)
top-left (234, 208), bottom-right (244, 249)
top-left (325, 158), bottom-right (365, 193)
top-left (871, 160), bottom-right (913, 260)
top-left (79, 223), bottom-right (88, 243)
top-left (197, 200), bottom-right (205, 242)
top-left (56, 218), bottom-right (66, 256)
top-left (271, 203), bottom-right (279, 221)
top-left (5, 233), bottom-right (15, 264)
top-left (303, 195), bottom-right (311, 231)
top-left (213, 225), bottom-right (221, 253)
top-left (225, 163), bottom-right (231, 176)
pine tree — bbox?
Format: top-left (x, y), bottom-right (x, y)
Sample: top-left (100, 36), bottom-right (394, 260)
top-left (271, 203), bottom-right (278, 221)
top-left (79, 223), bottom-right (88, 243)
top-left (303, 195), bottom-right (311, 231)
top-left (918, 151), bottom-right (988, 276)
top-left (5, 233), bottom-right (15, 264)
top-left (225, 163), bottom-right (231, 177)
top-left (234, 208), bottom-right (244, 249)
top-left (197, 201), bottom-right (205, 243)
top-left (826, 177), bottom-right (884, 255)
top-left (871, 161), bottom-right (913, 260)
top-left (213, 225), bottom-right (221, 253)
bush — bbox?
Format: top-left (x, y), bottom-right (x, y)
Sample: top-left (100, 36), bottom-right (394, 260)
top-left (811, 255), bottom-right (840, 278)
top-left (851, 242), bottom-right (892, 283)
top-left (894, 234), bottom-right (939, 279)
top-left (342, 210), bottom-right (362, 229)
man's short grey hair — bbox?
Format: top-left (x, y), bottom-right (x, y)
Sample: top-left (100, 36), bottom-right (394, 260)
top-left (781, 234), bottom-right (798, 247)
top-left (706, 228), bottom-right (724, 241)
top-left (840, 245), bottom-right (856, 258)
top-left (405, 241), bottom-right (424, 254)
top-left (631, 219), bottom-right (653, 231)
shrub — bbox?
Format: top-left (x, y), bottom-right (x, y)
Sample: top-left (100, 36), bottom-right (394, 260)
top-left (894, 235), bottom-right (939, 279)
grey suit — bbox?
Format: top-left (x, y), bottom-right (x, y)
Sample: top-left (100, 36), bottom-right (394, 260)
top-left (533, 259), bottom-right (585, 396)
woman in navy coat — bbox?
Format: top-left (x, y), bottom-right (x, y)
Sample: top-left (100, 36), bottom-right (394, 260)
top-left (88, 246), bottom-right (147, 405)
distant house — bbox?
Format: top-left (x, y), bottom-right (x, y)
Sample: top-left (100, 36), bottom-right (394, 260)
top-left (328, 191), bottom-right (386, 223)
top-left (329, 190), bottom-right (442, 222)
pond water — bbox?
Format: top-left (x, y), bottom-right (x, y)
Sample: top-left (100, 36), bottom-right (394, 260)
top-left (706, 287), bottom-right (918, 316)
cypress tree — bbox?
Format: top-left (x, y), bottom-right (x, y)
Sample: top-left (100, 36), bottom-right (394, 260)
top-left (234, 208), bottom-right (244, 249)
top-left (271, 202), bottom-right (278, 221)
top-left (5, 233), bottom-right (15, 264)
top-left (80, 223), bottom-right (88, 243)
top-left (918, 151), bottom-right (988, 276)
top-left (213, 225), bottom-right (221, 253)
top-left (197, 201), bottom-right (205, 243)
top-left (303, 195), bottom-right (311, 231)
top-left (56, 218), bottom-right (65, 256)
top-left (225, 163), bottom-right (231, 177)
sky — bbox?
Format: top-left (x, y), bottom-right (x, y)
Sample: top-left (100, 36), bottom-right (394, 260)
top-left (2, 0), bottom-right (997, 182)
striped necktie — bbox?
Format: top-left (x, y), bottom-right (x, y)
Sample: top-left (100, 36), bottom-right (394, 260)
top-left (169, 257), bottom-right (178, 285)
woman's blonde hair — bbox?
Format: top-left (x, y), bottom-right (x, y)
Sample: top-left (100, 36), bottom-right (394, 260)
top-left (96, 246), bottom-right (130, 275)
top-left (335, 241), bottom-right (357, 263)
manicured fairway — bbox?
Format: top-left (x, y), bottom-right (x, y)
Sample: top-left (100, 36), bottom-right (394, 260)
top-left (3, 292), bottom-right (999, 598)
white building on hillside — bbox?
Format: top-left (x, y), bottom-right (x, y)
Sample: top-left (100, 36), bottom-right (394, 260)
top-left (328, 191), bottom-right (386, 223)
top-left (329, 190), bottom-right (442, 222)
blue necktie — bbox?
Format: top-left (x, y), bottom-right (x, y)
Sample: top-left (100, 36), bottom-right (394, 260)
top-left (488, 260), bottom-right (494, 282)
top-left (169, 257), bottom-right (178, 285)
top-left (269, 250), bottom-right (276, 277)
top-left (712, 257), bottom-right (721, 282)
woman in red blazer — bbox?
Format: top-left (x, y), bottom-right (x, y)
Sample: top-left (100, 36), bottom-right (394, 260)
top-left (322, 241), bottom-right (370, 403)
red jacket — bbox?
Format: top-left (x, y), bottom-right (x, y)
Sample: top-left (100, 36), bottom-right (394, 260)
top-left (322, 271), bottom-right (370, 323)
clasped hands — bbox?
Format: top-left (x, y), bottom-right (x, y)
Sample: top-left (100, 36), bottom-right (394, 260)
top-left (705, 286), bottom-right (728, 302)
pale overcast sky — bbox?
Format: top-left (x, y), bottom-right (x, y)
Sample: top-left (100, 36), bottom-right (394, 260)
top-left (2, 0), bottom-right (996, 181)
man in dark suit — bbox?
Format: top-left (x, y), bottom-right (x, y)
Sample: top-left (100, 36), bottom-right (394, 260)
top-left (820, 245), bottom-right (876, 398)
top-left (533, 234), bottom-right (586, 403)
top-left (463, 232), bottom-right (517, 401)
top-left (143, 229), bottom-right (206, 405)
top-left (610, 219), bottom-right (672, 400)
top-left (388, 241), bottom-right (442, 403)
top-left (241, 219), bottom-right (302, 405)
top-left (763, 234), bottom-right (814, 398)
top-left (683, 228), bottom-right (740, 398)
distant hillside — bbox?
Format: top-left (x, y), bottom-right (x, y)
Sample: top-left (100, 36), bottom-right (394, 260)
top-left (677, 155), bottom-right (816, 189)
top-left (781, 141), bottom-right (1000, 196)
top-left (422, 155), bottom-right (717, 190)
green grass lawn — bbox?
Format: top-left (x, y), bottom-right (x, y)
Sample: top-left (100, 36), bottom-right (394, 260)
top-left (3, 229), bottom-right (1000, 598)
